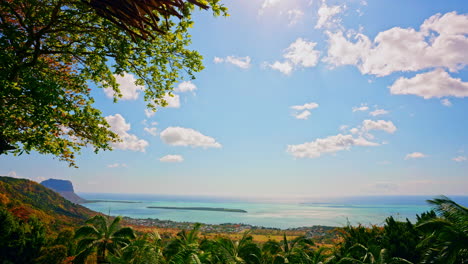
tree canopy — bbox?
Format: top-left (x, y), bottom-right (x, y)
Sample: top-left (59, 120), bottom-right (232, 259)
top-left (0, 0), bottom-right (227, 166)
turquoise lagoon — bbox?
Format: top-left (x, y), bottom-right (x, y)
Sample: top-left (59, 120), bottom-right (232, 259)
top-left (79, 194), bottom-right (468, 229)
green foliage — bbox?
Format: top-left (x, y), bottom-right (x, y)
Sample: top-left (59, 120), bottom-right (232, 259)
top-left (74, 215), bottom-right (136, 263)
top-left (0, 0), bottom-right (227, 167)
top-left (1, 187), bottom-right (467, 264)
top-left (416, 196), bottom-right (468, 264)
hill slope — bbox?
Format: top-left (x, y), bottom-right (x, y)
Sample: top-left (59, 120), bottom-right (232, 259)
top-left (41, 178), bottom-right (87, 203)
top-left (0, 176), bottom-right (96, 231)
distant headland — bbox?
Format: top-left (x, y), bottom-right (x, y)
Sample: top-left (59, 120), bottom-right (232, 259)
top-left (147, 206), bottom-right (247, 213)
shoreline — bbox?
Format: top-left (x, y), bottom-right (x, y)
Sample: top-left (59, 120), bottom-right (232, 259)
top-left (147, 206), bottom-right (247, 213)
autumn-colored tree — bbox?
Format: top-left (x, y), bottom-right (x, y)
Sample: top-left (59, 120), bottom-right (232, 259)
top-left (0, 0), bottom-right (227, 166)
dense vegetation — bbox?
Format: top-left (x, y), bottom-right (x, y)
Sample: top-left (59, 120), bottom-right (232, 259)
top-left (0, 177), bottom-right (466, 264)
top-left (0, 176), bottom-right (95, 231)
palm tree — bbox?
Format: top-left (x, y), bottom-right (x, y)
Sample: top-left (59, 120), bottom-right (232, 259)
top-left (214, 232), bottom-right (261, 264)
top-left (74, 215), bottom-right (136, 264)
top-left (417, 196), bottom-right (468, 264)
top-left (337, 244), bottom-right (413, 264)
top-left (111, 231), bottom-right (166, 264)
top-left (262, 234), bottom-right (315, 264)
top-left (164, 223), bottom-right (203, 264)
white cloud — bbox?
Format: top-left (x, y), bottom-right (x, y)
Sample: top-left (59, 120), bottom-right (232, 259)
top-left (362, 120), bottom-right (397, 134)
top-left (105, 114), bottom-right (149, 152)
top-left (339, 125), bottom-right (349, 131)
top-left (175, 81), bottom-right (197, 93)
top-left (162, 93), bottom-right (180, 108)
top-left (159, 155), bottom-right (184, 163)
top-left (268, 61), bottom-right (293, 75)
top-left (389, 68), bottom-right (468, 99)
top-left (259, 0), bottom-right (282, 14)
top-left (325, 12), bottom-right (468, 76)
top-left (291, 102), bottom-right (319, 110)
top-left (107, 163), bottom-right (128, 168)
top-left (213, 57), bottom-right (224, 63)
top-left (287, 9), bottom-right (304, 26)
top-left (405, 152), bottom-right (427, 160)
top-left (144, 127), bottom-right (158, 136)
top-left (104, 73), bottom-right (143, 100)
top-left (352, 104), bottom-right (369, 112)
top-left (370, 109), bottom-right (389, 116)
top-left (284, 38), bottom-right (320, 67)
top-left (287, 134), bottom-right (378, 159)
top-left (269, 38), bottom-right (320, 75)
top-left (453, 156), bottom-right (467, 162)
top-left (290, 102), bottom-right (319, 120)
top-left (144, 109), bottom-right (155, 118)
top-left (315, 1), bottom-right (344, 29)
top-left (214, 56), bottom-right (251, 69)
top-left (441, 98), bottom-right (452, 107)
top-left (293, 110), bottom-right (311, 120)
top-left (160, 127), bottom-right (222, 148)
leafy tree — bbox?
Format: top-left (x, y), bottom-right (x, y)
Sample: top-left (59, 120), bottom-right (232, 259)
top-left (417, 196), bottom-right (468, 264)
top-left (262, 234), bottom-right (315, 264)
top-left (336, 244), bottom-right (413, 264)
top-left (164, 223), bottom-right (203, 264)
top-left (111, 231), bottom-right (166, 264)
top-left (74, 215), bottom-right (136, 263)
top-left (0, 0), bottom-right (227, 166)
top-left (214, 232), bottom-right (261, 264)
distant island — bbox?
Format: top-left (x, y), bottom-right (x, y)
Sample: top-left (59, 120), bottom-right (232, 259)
top-left (147, 206), bottom-right (247, 213)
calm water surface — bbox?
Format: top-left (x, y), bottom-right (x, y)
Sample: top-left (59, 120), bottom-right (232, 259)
top-left (79, 194), bottom-right (468, 229)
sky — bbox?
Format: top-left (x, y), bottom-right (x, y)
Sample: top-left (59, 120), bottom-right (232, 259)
top-left (1, 0), bottom-right (468, 198)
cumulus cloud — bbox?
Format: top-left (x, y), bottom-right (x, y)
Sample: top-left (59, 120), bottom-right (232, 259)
top-left (362, 120), bottom-right (397, 134)
top-left (288, 9), bottom-right (304, 26)
top-left (104, 73), bottom-right (144, 100)
top-left (370, 109), bottom-right (389, 116)
top-left (105, 114), bottom-right (149, 152)
top-left (144, 109), bottom-right (156, 118)
top-left (405, 152), bottom-right (427, 160)
top-left (214, 56), bottom-right (251, 69)
top-left (352, 104), bottom-right (369, 112)
top-left (293, 110), bottom-right (311, 120)
top-left (290, 102), bottom-right (319, 120)
top-left (108, 163), bottom-right (128, 168)
top-left (268, 61), bottom-right (293, 75)
top-left (441, 99), bottom-right (452, 107)
top-left (287, 134), bottom-right (378, 159)
top-left (144, 127), bottom-right (158, 136)
top-left (324, 12), bottom-right (468, 77)
top-left (453, 156), bottom-right (467, 162)
top-left (389, 68), bottom-right (468, 99)
top-left (160, 154), bottom-right (184, 163)
top-left (162, 93), bottom-right (180, 108)
top-left (160, 127), bottom-right (222, 148)
top-left (291, 102), bottom-right (319, 110)
top-left (315, 1), bottom-right (344, 29)
top-left (175, 81), bottom-right (197, 93)
top-left (269, 38), bottom-right (320, 75)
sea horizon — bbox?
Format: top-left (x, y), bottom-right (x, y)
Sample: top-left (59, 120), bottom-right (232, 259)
top-left (78, 193), bottom-right (468, 229)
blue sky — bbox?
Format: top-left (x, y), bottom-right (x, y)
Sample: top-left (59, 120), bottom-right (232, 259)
top-left (2, 0), bottom-right (468, 198)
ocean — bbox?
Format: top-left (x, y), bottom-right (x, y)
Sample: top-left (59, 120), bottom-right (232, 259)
top-left (78, 193), bottom-right (468, 229)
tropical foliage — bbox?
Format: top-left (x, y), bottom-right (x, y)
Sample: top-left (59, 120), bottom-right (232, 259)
top-left (0, 0), bottom-right (227, 166)
top-left (0, 192), bottom-right (466, 264)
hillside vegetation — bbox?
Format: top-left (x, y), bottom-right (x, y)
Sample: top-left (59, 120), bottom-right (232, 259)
top-left (0, 176), bottom-right (466, 263)
top-left (0, 176), bottom-right (95, 231)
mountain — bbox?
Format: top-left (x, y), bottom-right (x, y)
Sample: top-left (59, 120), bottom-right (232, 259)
top-left (0, 176), bottom-right (96, 231)
top-left (41, 178), bottom-right (87, 203)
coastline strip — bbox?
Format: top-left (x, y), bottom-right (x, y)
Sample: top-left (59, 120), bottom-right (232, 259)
top-left (147, 206), bottom-right (247, 213)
